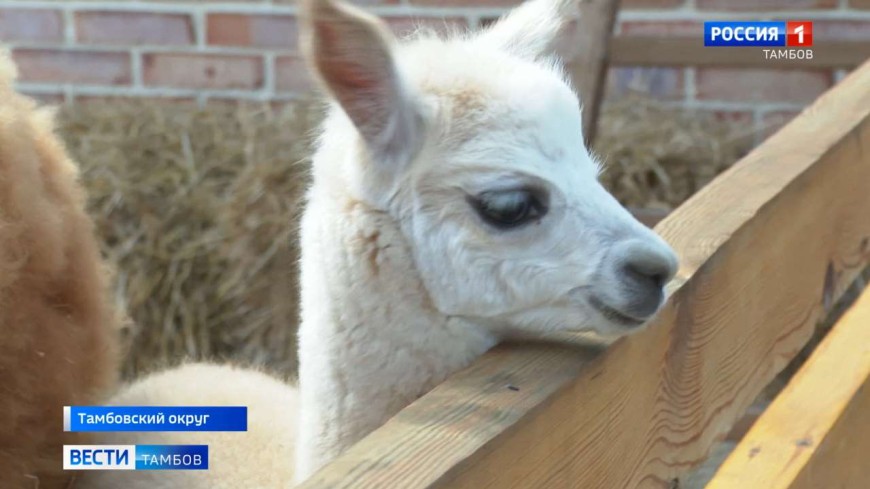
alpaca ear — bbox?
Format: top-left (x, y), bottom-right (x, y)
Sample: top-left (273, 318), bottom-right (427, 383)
top-left (476, 0), bottom-right (580, 61)
top-left (300, 0), bottom-right (420, 163)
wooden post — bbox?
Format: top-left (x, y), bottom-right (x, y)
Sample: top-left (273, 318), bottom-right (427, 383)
top-left (564, 0), bottom-right (621, 145)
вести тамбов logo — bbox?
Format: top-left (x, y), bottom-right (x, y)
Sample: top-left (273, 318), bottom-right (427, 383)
top-left (704, 21), bottom-right (814, 61)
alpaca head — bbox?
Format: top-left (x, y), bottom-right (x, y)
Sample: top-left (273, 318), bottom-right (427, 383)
top-left (301, 0), bottom-right (679, 336)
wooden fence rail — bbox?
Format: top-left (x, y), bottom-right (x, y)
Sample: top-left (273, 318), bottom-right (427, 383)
top-left (298, 59), bottom-right (870, 489)
top-left (705, 285), bottom-right (870, 489)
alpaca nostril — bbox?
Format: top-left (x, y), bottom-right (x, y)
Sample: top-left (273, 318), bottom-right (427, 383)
top-left (618, 262), bottom-right (666, 319)
top-left (607, 238), bottom-right (678, 320)
top-left (618, 250), bottom-right (675, 318)
top-left (623, 256), bottom-right (672, 290)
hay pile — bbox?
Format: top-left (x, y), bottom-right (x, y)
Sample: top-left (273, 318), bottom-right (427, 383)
top-left (595, 96), bottom-right (750, 210)
top-left (58, 100), bottom-right (320, 378)
top-left (55, 96), bottom-right (746, 379)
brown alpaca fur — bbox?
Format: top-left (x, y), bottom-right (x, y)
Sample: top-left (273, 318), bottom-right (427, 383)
top-left (0, 52), bottom-right (120, 489)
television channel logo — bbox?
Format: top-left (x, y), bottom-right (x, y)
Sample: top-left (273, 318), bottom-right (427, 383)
top-left (704, 21), bottom-right (813, 47)
top-left (64, 445), bottom-right (209, 471)
top-left (786, 21), bottom-right (813, 47)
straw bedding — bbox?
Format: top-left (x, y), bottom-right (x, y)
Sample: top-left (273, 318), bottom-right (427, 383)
top-left (58, 99), bottom-right (319, 378)
top-left (595, 96), bottom-right (750, 211)
top-left (54, 96), bottom-right (749, 379)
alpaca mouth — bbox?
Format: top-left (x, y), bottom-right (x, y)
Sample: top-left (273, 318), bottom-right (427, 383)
top-left (588, 296), bottom-right (645, 327)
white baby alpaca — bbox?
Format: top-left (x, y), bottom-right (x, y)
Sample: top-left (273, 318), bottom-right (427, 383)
top-left (296, 0), bottom-right (677, 476)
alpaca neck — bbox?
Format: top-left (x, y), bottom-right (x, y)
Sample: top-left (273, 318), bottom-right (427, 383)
top-left (294, 166), bottom-right (497, 481)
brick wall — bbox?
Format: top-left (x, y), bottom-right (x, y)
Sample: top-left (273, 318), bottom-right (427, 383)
top-left (1, 0), bottom-right (869, 138)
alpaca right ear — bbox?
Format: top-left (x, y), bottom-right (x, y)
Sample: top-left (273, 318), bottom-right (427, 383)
top-left (300, 0), bottom-right (420, 164)
top-left (477, 0), bottom-right (579, 61)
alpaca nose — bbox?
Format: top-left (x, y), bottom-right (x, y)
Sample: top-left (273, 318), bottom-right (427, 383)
top-left (616, 240), bottom-right (678, 319)
top-left (624, 254), bottom-right (672, 290)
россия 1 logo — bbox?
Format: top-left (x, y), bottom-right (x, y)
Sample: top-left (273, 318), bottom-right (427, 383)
top-left (704, 21), bottom-right (813, 61)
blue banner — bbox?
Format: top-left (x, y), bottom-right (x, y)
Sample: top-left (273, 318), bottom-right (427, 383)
top-left (65, 406), bottom-right (247, 432)
top-left (135, 445), bottom-right (209, 470)
top-left (704, 21), bottom-right (786, 47)
top-left (64, 445), bottom-right (208, 470)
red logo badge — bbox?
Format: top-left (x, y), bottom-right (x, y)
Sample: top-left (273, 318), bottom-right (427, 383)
top-left (786, 21), bottom-right (813, 47)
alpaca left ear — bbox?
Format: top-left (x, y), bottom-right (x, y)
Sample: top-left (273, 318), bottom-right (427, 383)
top-left (476, 0), bottom-right (579, 61)
top-left (300, 0), bottom-right (421, 166)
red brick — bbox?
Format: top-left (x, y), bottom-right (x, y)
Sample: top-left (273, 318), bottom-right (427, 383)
top-left (385, 16), bottom-right (469, 39)
top-left (810, 20), bottom-right (870, 42)
top-left (621, 0), bottom-right (684, 8)
top-left (605, 66), bottom-right (684, 100)
top-left (698, 0), bottom-right (836, 9)
top-left (0, 8), bottom-right (63, 43)
top-left (410, 0), bottom-right (521, 6)
top-left (12, 49), bottom-right (131, 85)
top-left (696, 68), bottom-right (832, 104)
top-left (275, 55), bottom-right (313, 93)
top-left (619, 20), bottom-right (704, 37)
top-left (274, 0), bottom-right (399, 4)
top-left (850, 0), bottom-right (870, 8)
top-left (76, 11), bottom-right (194, 46)
top-left (207, 14), bottom-right (297, 49)
top-left (761, 110), bottom-right (800, 139)
top-left (142, 53), bottom-right (264, 89)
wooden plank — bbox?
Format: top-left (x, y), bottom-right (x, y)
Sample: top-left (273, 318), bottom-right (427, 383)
top-left (610, 36), bottom-right (870, 68)
top-left (705, 286), bottom-right (870, 489)
top-left (298, 60), bottom-right (870, 489)
top-left (566, 0), bottom-right (621, 144)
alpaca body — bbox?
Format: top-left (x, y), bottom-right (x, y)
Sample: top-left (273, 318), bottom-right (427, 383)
top-left (74, 364), bottom-right (298, 489)
top-left (0, 52), bottom-right (119, 489)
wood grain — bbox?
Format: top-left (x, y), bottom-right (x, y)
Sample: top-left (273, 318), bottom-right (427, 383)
top-left (705, 287), bottom-right (870, 489)
top-left (609, 37), bottom-right (870, 68)
top-left (567, 0), bottom-right (621, 145)
top-left (298, 60), bottom-right (870, 489)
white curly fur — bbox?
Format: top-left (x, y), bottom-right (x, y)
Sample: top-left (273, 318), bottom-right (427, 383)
top-left (73, 364), bottom-right (297, 489)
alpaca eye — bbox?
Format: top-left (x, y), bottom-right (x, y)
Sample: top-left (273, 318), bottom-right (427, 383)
top-left (469, 189), bottom-right (548, 229)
